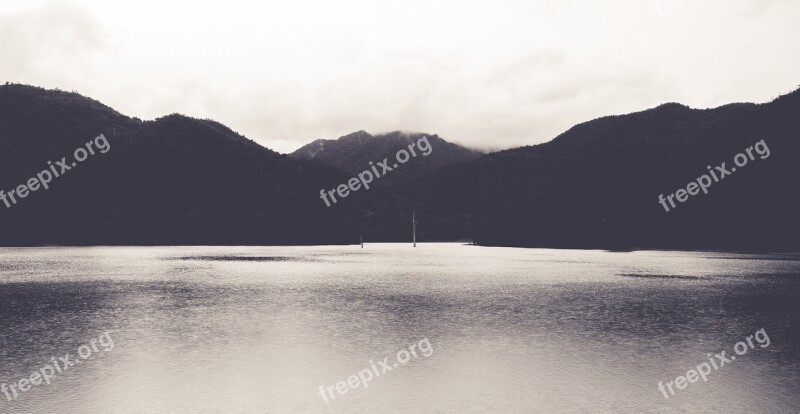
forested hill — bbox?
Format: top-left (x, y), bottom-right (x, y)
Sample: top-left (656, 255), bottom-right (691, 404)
top-left (407, 88), bottom-right (800, 250)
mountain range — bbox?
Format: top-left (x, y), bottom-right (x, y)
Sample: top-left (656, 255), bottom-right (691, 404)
top-left (1, 83), bottom-right (798, 250)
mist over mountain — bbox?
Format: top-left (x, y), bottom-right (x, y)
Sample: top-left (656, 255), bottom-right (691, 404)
top-left (290, 130), bottom-right (483, 187)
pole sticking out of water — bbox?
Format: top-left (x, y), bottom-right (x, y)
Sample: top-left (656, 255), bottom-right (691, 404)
top-left (412, 210), bottom-right (417, 247)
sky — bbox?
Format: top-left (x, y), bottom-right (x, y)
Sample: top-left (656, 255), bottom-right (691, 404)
top-left (1, 0), bottom-right (798, 153)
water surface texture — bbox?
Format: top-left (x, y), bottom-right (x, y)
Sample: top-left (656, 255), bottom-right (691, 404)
top-left (0, 244), bottom-right (798, 413)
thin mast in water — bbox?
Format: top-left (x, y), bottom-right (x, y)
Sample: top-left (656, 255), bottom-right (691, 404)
top-left (412, 210), bottom-right (417, 247)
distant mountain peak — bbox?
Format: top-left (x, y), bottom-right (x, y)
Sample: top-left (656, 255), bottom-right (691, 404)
top-left (654, 102), bottom-right (691, 110)
top-left (290, 130), bottom-right (484, 187)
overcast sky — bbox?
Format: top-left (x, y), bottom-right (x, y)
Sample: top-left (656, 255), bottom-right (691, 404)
top-left (1, 0), bottom-right (798, 153)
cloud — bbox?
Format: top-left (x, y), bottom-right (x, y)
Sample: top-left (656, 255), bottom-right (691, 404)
top-left (743, 0), bottom-right (791, 16)
top-left (1, 0), bottom-right (798, 154)
top-left (0, 1), bottom-right (107, 86)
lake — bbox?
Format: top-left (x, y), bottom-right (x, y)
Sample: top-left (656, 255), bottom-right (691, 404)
top-left (0, 244), bottom-right (798, 413)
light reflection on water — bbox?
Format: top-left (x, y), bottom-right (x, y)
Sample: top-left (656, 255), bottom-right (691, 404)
top-left (0, 244), bottom-right (798, 413)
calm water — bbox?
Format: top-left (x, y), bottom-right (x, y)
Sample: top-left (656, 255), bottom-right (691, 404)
top-left (0, 244), bottom-right (799, 413)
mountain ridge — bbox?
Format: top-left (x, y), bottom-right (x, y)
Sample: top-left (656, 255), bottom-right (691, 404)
top-left (0, 83), bottom-right (365, 245)
top-left (407, 87), bottom-right (800, 250)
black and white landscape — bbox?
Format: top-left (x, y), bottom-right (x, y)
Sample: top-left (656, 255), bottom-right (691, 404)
top-left (1, 1), bottom-right (799, 413)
